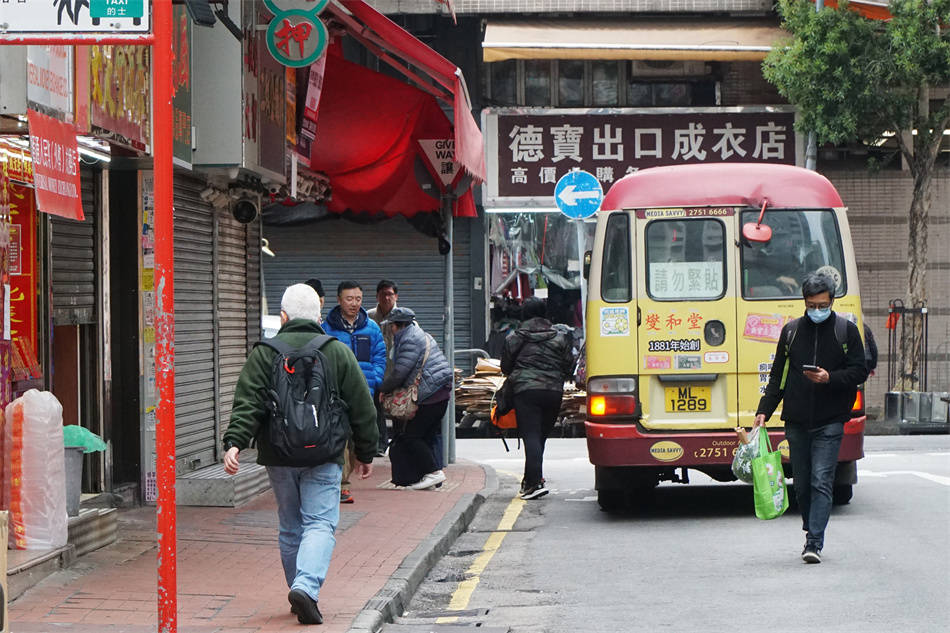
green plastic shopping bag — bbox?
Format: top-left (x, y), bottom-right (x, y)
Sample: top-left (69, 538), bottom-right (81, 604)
top-left (751, 429), bottom-right (789, 520)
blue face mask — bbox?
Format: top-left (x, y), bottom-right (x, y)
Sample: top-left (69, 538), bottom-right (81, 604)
top-left (807, 307), bottom-right (832, 324)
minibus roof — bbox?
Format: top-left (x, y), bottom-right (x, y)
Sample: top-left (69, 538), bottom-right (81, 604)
top-left (601, 163), bottom-right (843, 211)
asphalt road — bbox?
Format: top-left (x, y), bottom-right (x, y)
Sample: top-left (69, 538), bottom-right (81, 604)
top-left (388, 435), bottom-right (950, 633)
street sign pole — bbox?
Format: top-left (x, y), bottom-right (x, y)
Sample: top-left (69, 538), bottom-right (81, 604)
top-left (152, 2), bottom-right (177, 632)
top-left (554, 169), bottom-right (603, 334)
top-left (575, 219), bottom-right (587, 332)
top-left (0, 1), bottom-right (175, 630)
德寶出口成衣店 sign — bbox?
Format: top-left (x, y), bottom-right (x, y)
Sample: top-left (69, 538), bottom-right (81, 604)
top-left (490, 109), bottom-right (797, 200)
top-left (0, 0), bottom-right (149, 32)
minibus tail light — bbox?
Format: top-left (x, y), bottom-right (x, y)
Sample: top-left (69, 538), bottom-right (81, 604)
top-left (588, 394), bottom-right (638, 417)
top-left (587, 377), bottom-right (639, 419)
top-left (852, 390), bottom-right (864, 413)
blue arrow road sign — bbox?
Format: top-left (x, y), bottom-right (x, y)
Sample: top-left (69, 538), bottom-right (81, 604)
top-left (554, 170), bottom-right (603, 219)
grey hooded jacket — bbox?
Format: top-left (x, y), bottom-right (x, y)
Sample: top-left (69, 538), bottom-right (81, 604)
top-left (379, 322), bottom-right (453, 401)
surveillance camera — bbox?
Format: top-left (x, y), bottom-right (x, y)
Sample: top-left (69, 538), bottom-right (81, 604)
top-left (231, 197), bottom-right (258, 224)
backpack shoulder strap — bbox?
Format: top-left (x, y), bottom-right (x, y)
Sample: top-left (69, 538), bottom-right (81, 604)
top-left (784, 317), bottom-right (800, 353)
top-left (779, 318), bottom-right (801, 391)
top-left (833, 315), bottom-right (849, 354)
top-left (254, 337), bottom-right (296, 357)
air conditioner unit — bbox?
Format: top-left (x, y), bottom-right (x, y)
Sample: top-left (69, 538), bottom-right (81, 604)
top-left (630, 60), bottom-right (708, 78)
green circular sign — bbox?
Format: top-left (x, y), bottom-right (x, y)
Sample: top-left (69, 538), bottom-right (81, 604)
top-left (266, 10), bottom-right (328, 68)
top-left (263, 0), bottom-right (330, 16)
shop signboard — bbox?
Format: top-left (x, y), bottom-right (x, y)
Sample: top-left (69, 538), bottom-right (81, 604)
top-left (482, 106), bottom-right (800, 209)
top-left (258, 29), bottom-right (287, 178)
top-left (0, 140), bottom-right (34, 184)
top-left (89, 44), bottom-right (151, 151)
top-left (172, 4), bottom-right (193, 167)
top-left (262, 0), bottom-right (329, 68)
top-left (26, 45), bottom-right (74, 120)
top-left (296, 53), bottom-right (326, 167)
top-left (0, 0), bottom-right (149, 32)
top-left (26, 108), bottom-right (84, 221)
top-left (6, 184), bottom-right (38, 361)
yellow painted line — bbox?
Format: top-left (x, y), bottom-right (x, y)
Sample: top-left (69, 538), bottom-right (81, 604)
top-left (435, 494), bottom-right (526, 624)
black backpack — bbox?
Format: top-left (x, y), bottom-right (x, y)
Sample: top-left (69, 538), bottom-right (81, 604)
top-left (255, 335), bottom-right (351, 467)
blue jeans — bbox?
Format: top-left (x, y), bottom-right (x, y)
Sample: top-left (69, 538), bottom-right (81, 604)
top-left (267, 462), bottom-right (342, 601)
top-left (785, 422), bottom-right (844, 550)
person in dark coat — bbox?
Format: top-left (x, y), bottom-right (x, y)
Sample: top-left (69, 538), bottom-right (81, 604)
top-left (378, 307), bottom-right (454, 490)
top-left (753, 272), bottom-right (868, 564)
top-left (501, 297), bottom-right (574, 500)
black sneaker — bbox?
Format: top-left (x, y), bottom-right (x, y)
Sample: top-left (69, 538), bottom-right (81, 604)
top-left (520, 483), bottom-right (549, 500)
top-left (802, 545), bottom-right (822, 564)
top-left (288, 589), bottom-right (323, 624)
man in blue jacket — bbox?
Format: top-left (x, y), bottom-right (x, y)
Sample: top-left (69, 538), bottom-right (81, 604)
top-left (322, 280), bottom-right (386, 502)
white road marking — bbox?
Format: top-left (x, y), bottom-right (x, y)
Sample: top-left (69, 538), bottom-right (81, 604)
top-left (859, 469), bottom-right (950, 486)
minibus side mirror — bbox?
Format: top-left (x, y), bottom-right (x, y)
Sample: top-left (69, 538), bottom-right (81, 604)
top-left (743, 199), bottom-right (773, 243)
top-left (583, 250), bottom-right (592, 279)
top-left (742, 222), bottom-right (773, 243)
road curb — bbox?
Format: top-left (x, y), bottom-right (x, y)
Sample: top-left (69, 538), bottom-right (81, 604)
top-left (346, 461), bottom-right (499, 633)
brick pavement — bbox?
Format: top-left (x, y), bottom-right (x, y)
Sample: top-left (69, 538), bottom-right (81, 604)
top-left (8, 460), bottom-right (486, 632)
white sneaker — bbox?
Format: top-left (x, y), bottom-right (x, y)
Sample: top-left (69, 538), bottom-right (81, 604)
top-left (410, 470), bottom-right (446, 490)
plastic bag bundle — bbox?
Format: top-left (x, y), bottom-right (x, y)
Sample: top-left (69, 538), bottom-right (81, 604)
top-left (731, 426), bottom-right (760, 484)
top-left (63, 425), bottom-right (107, 453)
top-left (4, 390), bottom-right (68, 549)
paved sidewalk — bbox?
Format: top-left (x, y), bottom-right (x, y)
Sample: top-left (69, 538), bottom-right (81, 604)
top-left (9, 460), bottom-right (491, 633)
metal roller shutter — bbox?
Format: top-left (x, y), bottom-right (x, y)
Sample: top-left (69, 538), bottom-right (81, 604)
top-left (173, 174), bottom-right (216, 472)
top-left (262, 215), bottom-right (472, 354)
top-left (214, 207), bottom-right (250, 447)
top-left (50, 166), bottom-right (97, 325)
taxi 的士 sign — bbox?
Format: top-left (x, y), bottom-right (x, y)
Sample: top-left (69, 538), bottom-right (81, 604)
top-left (0, 0), bottom-right (149, 32)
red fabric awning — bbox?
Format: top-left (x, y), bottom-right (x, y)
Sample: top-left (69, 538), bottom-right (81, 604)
top-left (309, 51), bottom-right (476, 218)
top-left (324, 0), bottom-right (486, 183)
top-left (819, 1), bottom-right (892, 21)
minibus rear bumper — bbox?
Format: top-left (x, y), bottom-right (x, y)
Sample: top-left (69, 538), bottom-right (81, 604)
top-left (585, 416), bottom-right (866, 467)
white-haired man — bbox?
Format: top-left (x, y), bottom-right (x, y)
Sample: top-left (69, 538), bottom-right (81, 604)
top-left (223, 283), bottom-right (377, 624)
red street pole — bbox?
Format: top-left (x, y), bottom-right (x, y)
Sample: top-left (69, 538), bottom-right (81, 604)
top-left (152, 1), bottom-right (177, 631)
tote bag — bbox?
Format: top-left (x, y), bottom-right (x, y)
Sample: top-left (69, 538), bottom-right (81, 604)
top-left (751, 429), bottom-right (790, 520)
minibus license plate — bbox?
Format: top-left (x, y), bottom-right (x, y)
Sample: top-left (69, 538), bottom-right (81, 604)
top-left (664, 386), bottom-right (711, 412)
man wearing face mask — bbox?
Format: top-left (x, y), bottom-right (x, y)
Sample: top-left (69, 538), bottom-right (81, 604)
top-left (753, 272), bottom-right (867, 564)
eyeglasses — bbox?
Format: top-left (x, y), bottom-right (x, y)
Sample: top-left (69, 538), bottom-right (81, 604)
top-left (805, 302), bottom-right (832, 310)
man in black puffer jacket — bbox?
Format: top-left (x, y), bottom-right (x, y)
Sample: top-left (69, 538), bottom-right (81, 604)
top-left (501, 297), bottom-right (575, 500)
top-left (754, 272), bottom-right (867, 565)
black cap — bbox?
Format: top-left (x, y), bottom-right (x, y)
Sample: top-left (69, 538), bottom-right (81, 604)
top-left (381, 306), bottom-right (416, 325)
top-left (304, 278), bottom-right (325, 297)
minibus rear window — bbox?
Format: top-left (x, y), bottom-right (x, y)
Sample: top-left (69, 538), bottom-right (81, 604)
top-left (740, 209), bottom-right (847, 299)
top-left (601, 213), bottom-right (631, 302)
top-left (645, 219), bottom-right (725, 301)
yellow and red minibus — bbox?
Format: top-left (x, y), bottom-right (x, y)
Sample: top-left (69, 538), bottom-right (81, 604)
top-left (584, 163), bottom-right (866, 511)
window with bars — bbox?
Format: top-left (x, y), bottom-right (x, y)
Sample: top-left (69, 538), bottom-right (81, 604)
top-left (484, 60), bottom-right (718, 108)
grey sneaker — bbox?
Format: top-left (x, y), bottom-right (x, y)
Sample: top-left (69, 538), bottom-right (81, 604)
top-left (802, 545), bottom-right (822, 564)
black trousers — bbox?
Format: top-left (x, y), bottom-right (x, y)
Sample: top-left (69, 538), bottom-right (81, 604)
top-left (400, 399), bottom-right (448, 476)
top-left (513, 389), bottom-right (562, 486)
top-left (375, 398), bottom-right (389, 451)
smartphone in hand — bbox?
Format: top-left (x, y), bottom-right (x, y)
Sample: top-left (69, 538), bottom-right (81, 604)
top-left (802, 364), bottom-right (820, 372)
